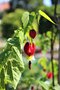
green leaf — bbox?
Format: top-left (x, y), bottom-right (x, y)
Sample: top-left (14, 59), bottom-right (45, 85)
top-left (5, 45), bottom-right (24, 89)
top-left (6, 61), bottom-right (22, 89)
top-left (38, 57), bottom-right (48, 69)
top-left (0, 68), bottom-right (5, 89)
top-left (12, 46), bottom-right (24, 71)
top-left (46, 31), bottom-right (52, 39)
top-left (7, 61), bottom-right (13, 81)
top-left (39, 81), bottom-right (49, 90)
top-left (54, 85), bottom-right (60, 90)
top-left (0, 36), bottom-right (24, 90)
top-left (18, 31), bottom-right (24, 49)
top-left (8, 37), bottom-right (21, 50)
top-left (39, 10), bottom-right (55, 25)
top-left (29, 12), bottom-right (35, 25)
top-left (22, 11), bottom-right (29, 28)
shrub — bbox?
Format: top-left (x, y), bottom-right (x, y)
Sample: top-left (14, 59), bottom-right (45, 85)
top-left (2, 9), bottom-right (25, 38)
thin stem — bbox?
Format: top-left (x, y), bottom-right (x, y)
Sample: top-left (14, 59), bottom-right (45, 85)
top-left (51, 31), bottom-right (55, 86)
top-left (54, 0), bottom-right (58, 16)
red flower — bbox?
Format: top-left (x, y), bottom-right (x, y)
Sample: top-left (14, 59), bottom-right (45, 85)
top-left (29, 29), bottom-right (36, 39)
top-left (24, 42), bottom-right (35, 56)
top-left (47, 72), bottom-right (53, 79)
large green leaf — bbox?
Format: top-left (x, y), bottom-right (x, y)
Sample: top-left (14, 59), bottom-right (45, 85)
top-left (22, 11), bottom-right (29, 28)
top-left (6, 61), bottom-right (22, 89)
top-left (12, 46), bottom-right (24, 71)
top-left (39, 10), bottom-right (55, 25)
top-left (7, 37), bottom-right (20, 50)
top-left (0, 36), bottom-right (24, 90)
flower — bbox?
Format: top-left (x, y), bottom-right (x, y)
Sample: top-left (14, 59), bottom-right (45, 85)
top-left (47, 72), bottom-right (53, 79)
top-left (24, 42), bottom-right (35, 56)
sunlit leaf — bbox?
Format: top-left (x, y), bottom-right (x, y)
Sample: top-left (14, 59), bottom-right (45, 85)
top-left (54, 85), bottom-right (60, 90)
top-left (22, 11), bottom-right (29, 28)
top-left (0, 36), bottom-right (24, 89)
top-left (38, 57), bottom-right (48, 69)
top-left (39, 10), bottom-right (55, 25)
top-left (39, 81), bottom-right (49, 90)
top-left (46, 31), bottom-right (52, 39)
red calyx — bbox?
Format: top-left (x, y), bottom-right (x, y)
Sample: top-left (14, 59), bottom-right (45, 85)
top-left (47, 72), bottom-right (53, 79)
top-left (24, 42), bottom-right (35, 56)
top-left (29, 29), bottom-right (36, 39)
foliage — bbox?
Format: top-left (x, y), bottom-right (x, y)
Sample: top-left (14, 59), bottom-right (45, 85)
top-left (0, 9), bottom-right (57, 90)
top-left (17, 60), bottom-right (46, 89)
top-left (2, 9), bottom-right (25, 38)
top-left (37, 34), bottom-right (51, 53)
top-left (38, 57), bottom-right (58, 76)
top-left (17, 57), bottom-right (58, 90)
top-left (0, 9), bottom-right (36, 90)
top-left (39, 10), bottom-right (55, 25)
top-left (22, 12), bottom-right (29, 28)
top-left (54, 84), bottom-right (60, 90)
top-left (0, 33), bottom-right (24, 90)
top-left (17, 0), bottom-right (43, 11)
